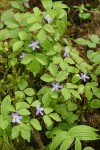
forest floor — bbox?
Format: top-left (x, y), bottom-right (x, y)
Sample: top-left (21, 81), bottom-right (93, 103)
top-left (0, 0), bottom-right (100, 149)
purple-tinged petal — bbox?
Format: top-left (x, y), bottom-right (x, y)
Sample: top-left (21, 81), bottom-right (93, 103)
top-left (44, 15), bottom-right (52, 23)
top-left (16, 119), bottom-right (21, 124)
top-left (80, 72), bottom-right (90, 82)
top-left (51, 82), bottom-right (63, 92)
top-left (58, 85), bottom-right (63, 89)
top-left (12, 112), bottom-right (22, 124)
top-left (12, 118), bottom-right (16, 123)
top-left (40, 111), bottom-right (43, 116)
top-left (64, 51), bottom-right (67, 57)
top-left (19, 52), bottom-right (27, 59)
top-left (36, 105), bottom-right (44, 116)
top-left (36, 110), bottom-right (39, 116)
top-left (51, 82), bottom-right (55, 86)
top-left (28, 43), bottom-right (34, 47)
top-left (36, 104), bottom-right (39, 110)
top-left (28, 40), bottom-right (40, 51)
top-left (55, 87), bottom-right (59, 92)
top-left (40, 107), bottom-right (44, 111)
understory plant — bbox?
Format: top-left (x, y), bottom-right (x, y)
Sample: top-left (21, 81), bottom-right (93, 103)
top-left (0, 0), bottom-right (100, 149)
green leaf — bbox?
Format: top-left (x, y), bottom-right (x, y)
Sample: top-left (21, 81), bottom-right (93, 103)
top-left (92, 54), bottom-right (100, 64)
top-left (33, 7), bottom-right (42, 15)
top-left (78, 85), bottom-right (84, 94)
top-left (49, 113), bottom-right (61, 122)
top-left (27, 58), bottom-right (40, 75)
top-left (50, 90), bottom-right (58, 99)
top-left (21, 116), bottom-right (30, 123)
top-left (41, 74), bottom-right (54, 82)
top-left (11, 1), bottom-right (25, 11)
top-left (37, 29), bottom-right (46, 42)
top-left (56, 20), bottom-right (66, 34)
top-left (75, 139), bottom-right (82, 150)
top-left (18, 79), bottom-right (28, 91)
top-left (42, 93), bottom-right (52, 107)
top-left (0, 22), bottom-right (4, 29)
top-left (79, 62), bottom-right (92, 72)
top-left (0, 29), bottom-right (9, 41)
top-left (67, 114), bottom-right (78, 124)
top-left (3, 130), bottom-right (9, 144)
top-left (48, 63), bottom-right (58, 77)
top-left (91, 86), bottom-right (100, 99)
top-left (60, 61), bottom-right (68, 70)
top-left (29, 23), bottom-right (42, 31)
top-left (0, 119), bottom-right (9, 130)
top-left (18, 31), bottom-right (27, 40)
top-left (75, 38), bottom-right (87, 45)
top-left (61, 88), bottom-right (71, 100)
top-left (15, 91), bottom-right (25, 100)
top-left (85, 86), bottom-right (92, 101)
top-left (70, 89), bottom-right (81, 100)
top-left (83, 147), bottom-right (94, 150)
top-left (69, 125), bottom-right (99, 140)
top-left (20, 123), bottom-right (31, 142)
top-left (50, 131), bottom-right (68, 150)
top-left (16, 102), bottom-right (30, 110)
top-left (5, 19), bottom-right (19, 28)
top-left (54, 43), bottom-right (62, 52)
top-left (89, 34), bottom-right (99, 44)
top-left (46, 49), bottom-right (56, 56)
top-left (41, 0), bottom-right (53, 10)
top-left (35, 53), bottom-right (48, 65)
top-left (21, 54), bottom-right (33, 64)
top-left (68, 102), bottom-right (78, 111)
top-left (12, 126), bottom-right (20, 139)
top-left (24, 88), bottom-right (35, 96)
top-left (43, 115), bottom-right (53, 127)
top-left (14, 13), bottom-right (22, 23)
top-left (10, 58), bottom-right (17, 66)
top-left (58, 9), bottom-right (67, 19)
top-left (31, 119), bottom-right (42, 130)
top-left (53, 56), bottom-right (63, 64)
top-left (79, 12), bottom-right (91, 19)
top-left (56, 71), bottom-right (68, 82)
top-left (67, 83), bottom-right (78, 89)
top-left (1, 9), bottom-right (13, 22)
top-left (64, 58), bottom-right (75, 64)
top-left (89, 99), bottom-right (100, 109)
top-left (86, 41), bottom-right (96, 48)
top-left (26, 97), bottom-right (33, 105)
top-left (72, 74), bottom-right (80, 84)
top-left (53, 1), bottom-right (68, 9)
top-left (43, 24), bottom-right (54, 33)
top-left (71, 51), bottom-right (83, 64)
top-left (13, 41), bottom-right (24, 51)
top-left (67, 66), bottom-right (79, 73)
top-left (37, 86), bottom-right (50, 95)
top-left (60, 134), bottom-right (74, 150)
top-left (44, 108), bottom-right (53, 115)
top-left (9, 28), bottom-right (21, 38)
top-left (1, 95), bottom-right (12, 115)
top-left (18, 109), bottom-right (30, 115)
top-left (31, 100), bottom-right (41, 107)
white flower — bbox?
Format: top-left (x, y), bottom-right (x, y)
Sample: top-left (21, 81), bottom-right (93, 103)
top-left (44, 15), bottom-right (52, 23)
top-left (64, 47), bottom-right (70, 57)
top-left (28, 40), bottom-right (40, 51)
top-left (80, 73), bottom-right (90, 82)
top-left (19, 52), bottom-right (27, 59)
